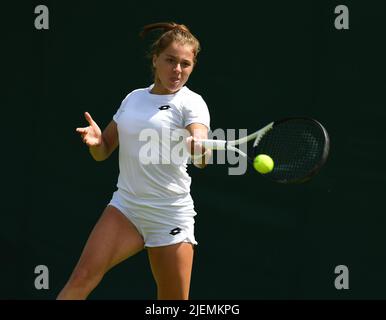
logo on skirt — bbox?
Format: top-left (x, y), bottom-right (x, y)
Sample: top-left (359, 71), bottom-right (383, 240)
top-left (169, 227), bottom-right (182, 236)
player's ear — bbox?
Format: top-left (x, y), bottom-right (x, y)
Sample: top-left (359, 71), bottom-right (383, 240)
top-left (152, 55), bottom-right (157, 68)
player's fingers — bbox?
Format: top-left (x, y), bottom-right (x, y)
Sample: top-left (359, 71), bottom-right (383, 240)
top-left (185, 136), bottom-right (204, 156)
top-left (76, 127), bottom-right (88, 134)
top-left (186, 136), bottom-right (193, 144)
top-left (84, 112), bottom-right (94, 125)
top-left (192, 138), bottom-right (206, 156)
top-left (185, 136), bottom-right (194, 151)
top-left (187, 136), bottom-right (201, 147)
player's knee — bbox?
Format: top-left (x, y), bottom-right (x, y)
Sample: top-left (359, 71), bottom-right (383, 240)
top-left (69, 267), bottom-right (104, 289)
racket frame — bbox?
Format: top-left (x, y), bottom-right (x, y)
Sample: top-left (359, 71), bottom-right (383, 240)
top-left (197, 117), bottom-right (330, 183)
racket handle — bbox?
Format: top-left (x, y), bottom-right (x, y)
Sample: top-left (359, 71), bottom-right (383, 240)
top-left (199, 139), bottom-right (227, 150)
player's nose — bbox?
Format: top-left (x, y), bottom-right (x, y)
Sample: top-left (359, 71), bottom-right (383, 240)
top-left (173, 63), bottom-right (182, 73)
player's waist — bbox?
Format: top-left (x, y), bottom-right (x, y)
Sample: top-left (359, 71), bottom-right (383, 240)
top-left (115, 184), bottom-right (193, 203)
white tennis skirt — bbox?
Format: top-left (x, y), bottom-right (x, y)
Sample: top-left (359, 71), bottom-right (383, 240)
top-left (108, 188), bottom-right (198, 247)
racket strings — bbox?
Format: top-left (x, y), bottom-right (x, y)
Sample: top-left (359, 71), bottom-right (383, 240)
top-left (253, 119), bottom-right (327, 183)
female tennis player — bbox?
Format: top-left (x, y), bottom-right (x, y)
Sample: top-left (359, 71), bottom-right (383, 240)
top-left (57, 22), bottom-right (210, 300)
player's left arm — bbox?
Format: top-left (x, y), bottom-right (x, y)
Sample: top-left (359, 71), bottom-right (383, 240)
top-left (185, 123), bottom-right (212, 169)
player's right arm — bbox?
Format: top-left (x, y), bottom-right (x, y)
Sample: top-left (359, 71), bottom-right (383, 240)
top-left (76, 112), bottom-right (119, 161)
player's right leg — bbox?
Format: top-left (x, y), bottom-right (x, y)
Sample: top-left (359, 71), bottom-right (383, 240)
top-left (57, 205), bottom-right (144, 300)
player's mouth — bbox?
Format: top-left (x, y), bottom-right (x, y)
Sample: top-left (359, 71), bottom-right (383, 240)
top-left (170, 77), bottom-right (180, 85)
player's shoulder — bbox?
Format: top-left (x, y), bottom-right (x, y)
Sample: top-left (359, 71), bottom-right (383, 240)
top-left (180, 86), bottom-right (205, 101)
top-left (120, 86), bottom-right (151, 105)
top-left (125, 86), bottom-right (149, 98)
top-left (178, 87), bottom-right (208, 109)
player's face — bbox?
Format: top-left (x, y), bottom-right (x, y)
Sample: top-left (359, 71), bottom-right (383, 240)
top-left (152, 41), bottom-right (195, 95)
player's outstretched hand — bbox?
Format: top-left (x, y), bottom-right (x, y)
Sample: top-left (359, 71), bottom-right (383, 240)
top-left (76, 112), bottom-right (102, 147)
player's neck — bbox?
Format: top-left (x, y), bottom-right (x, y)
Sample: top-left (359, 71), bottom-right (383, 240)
top-left (151, 80), bottom-right (181, 95)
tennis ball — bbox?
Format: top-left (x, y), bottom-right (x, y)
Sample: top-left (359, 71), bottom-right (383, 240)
top-left (253, 154), bottom-right (274, 174)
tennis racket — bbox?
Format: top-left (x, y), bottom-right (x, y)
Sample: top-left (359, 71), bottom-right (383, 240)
top-left (199, 117), bottom-right (330, 184)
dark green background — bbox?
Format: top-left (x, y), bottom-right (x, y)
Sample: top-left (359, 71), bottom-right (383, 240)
top-left (2, 0), bottom-right (386, 299)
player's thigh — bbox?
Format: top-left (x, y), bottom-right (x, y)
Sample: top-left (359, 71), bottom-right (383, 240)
top-left (73, 205), bottom-right (144, 276)
top-left (147, 243), bottom-right (194, 292)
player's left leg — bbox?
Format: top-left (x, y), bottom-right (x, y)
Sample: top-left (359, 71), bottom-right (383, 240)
top-left (147, 242), bottom-right (194, 300)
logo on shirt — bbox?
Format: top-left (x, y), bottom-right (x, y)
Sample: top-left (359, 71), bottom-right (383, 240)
top-left (158, 105), bottom-right (171, 110)
top-left (169, 227), bottom-right (182, 236)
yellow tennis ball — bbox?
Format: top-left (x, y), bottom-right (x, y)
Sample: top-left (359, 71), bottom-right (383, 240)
top-left (253, 154), bottom-right (274, 174)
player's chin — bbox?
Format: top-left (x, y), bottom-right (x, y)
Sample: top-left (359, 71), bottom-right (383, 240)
top-left (167, 80), bottom-right (184, 93)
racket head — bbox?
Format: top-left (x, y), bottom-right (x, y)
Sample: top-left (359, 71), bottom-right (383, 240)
top-left (252, 117), bottom-right (330, 184)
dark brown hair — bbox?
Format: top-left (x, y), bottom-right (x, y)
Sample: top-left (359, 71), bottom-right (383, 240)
top-left (140, 22), bottom-right (201, 64)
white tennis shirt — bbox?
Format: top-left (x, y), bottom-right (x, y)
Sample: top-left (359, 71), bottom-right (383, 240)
top-left (113, 85), bottom-right (210, 199)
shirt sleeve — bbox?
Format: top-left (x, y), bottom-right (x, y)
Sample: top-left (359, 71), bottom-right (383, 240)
top-left (182, 95), bottom-right (211, 130)
top-left (113, 93), bottom-right (131, 122)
